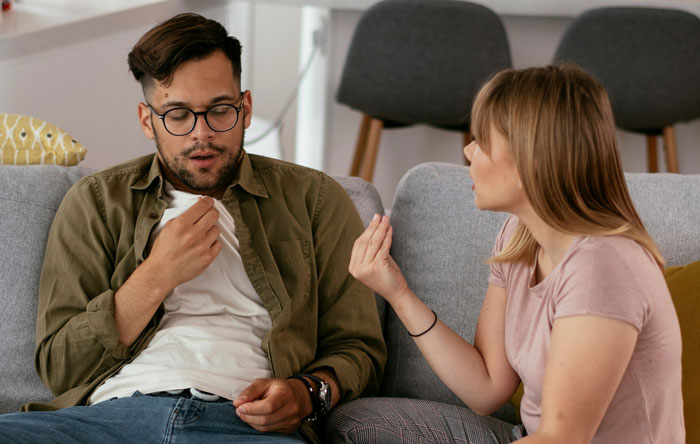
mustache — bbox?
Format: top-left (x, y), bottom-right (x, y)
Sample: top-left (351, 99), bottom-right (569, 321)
top-left (182, 143), bottom-right (226, 157)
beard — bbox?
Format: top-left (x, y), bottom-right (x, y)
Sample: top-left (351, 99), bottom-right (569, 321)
top-left (154, 130), bottom-right (245, 193)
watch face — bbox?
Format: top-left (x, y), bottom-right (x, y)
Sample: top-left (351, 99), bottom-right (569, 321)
top-left (318, 382), bottom-right (331, 413)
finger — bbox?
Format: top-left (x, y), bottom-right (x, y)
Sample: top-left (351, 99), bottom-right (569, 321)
top-left (204, 224), bottom-right (221, 248)
top-left (237, 408), bottom-right (289, 434)
top-left (236, 396), bottom-right (282, 417)
top-left (380, 224), bottom-right (393, 256)
top-left (194, 207), bottom-right (220, 231)
top-left (179, 196), bottom-right (215, 224)
top-left (234, 379), bottom-right (269, 407)
top-left (236, 396), bottom-right (296, 433)
top-left (356, 213), bottom-right (383, 263)
top-left (364, 215), bottom-right (391, 262)
top-left (350, 214), bottom-right (380, 269)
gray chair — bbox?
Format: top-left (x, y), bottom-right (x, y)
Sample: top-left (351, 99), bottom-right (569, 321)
top-left (336, 0), bottom-right (511, 182)
top-left (553, 7), bottom-right (700, 173)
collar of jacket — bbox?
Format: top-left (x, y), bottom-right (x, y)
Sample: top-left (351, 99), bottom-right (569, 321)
top-left (129, 151), bottom-right (269, 199)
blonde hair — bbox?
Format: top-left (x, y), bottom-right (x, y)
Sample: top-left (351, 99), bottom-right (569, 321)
top-left (471, 65), bottom-right (664, 268)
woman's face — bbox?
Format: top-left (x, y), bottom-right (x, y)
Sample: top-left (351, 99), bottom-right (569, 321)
top-left (463, 124), bottom-right (527, 213)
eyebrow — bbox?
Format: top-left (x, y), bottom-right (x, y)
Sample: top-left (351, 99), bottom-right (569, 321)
top-left (160, 94), bottom-right (240, 109)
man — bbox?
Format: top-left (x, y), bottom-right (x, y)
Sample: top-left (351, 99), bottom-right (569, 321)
top-left (0, 13), bottom-right (385, 443)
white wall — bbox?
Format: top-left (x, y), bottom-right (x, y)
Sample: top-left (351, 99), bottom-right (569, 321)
top-left (247, 3), bottom-right (302, 162)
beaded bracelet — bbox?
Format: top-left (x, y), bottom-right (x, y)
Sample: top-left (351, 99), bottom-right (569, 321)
top-left (407, 310), bottom-right (438, 337)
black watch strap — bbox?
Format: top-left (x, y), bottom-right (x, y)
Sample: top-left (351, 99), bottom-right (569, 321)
top-left (286, 375), bottom-right (318, 421)
top-left (299, 373), bottom-right (332, 419)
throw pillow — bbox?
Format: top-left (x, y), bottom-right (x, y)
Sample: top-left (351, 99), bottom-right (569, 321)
top-left (0, 113), bottom-right (86, 165)
top-left (665, 260), bottom-right (700, 443)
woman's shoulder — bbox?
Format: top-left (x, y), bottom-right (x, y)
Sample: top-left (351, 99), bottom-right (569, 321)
top-left (572, 235), bottom-right (656, 267)
top-left (560, 235), bottom-right (664, 293)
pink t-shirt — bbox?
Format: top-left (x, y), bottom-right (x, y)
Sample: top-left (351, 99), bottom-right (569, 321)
top-left (489, 216), bottom-right (684, 444)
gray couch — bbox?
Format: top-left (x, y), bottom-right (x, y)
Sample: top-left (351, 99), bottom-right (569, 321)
top-left (1, 163), bottom-right (699, 440)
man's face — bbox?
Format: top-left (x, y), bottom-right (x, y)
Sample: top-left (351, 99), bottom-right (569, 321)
top-left (137, 50), bottom-right (252, 198)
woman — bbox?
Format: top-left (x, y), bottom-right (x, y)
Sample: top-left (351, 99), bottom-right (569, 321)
top-left (349, 65), bottom-right (684, 444)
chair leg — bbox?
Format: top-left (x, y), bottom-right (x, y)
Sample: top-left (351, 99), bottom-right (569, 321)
top-left (350, 114), bottom-right (372, 176)
top-left (360, 118), bottom-right (384, 182)
top-left (646, 135), bottom-right (658, 173)
top-left (662, 126), bottom-right (679, 173)
top-left (463, 132), bottom-right (472, 166)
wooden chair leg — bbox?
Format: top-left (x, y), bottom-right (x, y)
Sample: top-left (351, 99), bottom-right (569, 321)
top-left (360, 118), bottom-right (384, 182)
top-left (662, 126), bottom-right (679, 173)
top-left (646, 135), bottom-right (658, 173)
top-left (350, 114), bottom-right (372, 176)
top-left (463, 132), bottom-right (472, 166)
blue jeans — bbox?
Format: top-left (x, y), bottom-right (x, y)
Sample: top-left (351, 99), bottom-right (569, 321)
top-left (0, 392), bottom-right (306, 443)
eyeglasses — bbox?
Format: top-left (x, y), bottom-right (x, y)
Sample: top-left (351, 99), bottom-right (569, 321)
top-left (147, 95), bottom-right (245, 136)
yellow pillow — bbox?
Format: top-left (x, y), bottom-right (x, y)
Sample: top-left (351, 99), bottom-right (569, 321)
top-left (0, 113), bottom-right (86, 166)
top-left (665, 260), bottom-right (700, 444)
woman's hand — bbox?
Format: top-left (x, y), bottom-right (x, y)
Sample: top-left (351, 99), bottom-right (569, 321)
top-left (349, 214), bottom-right (409, 307)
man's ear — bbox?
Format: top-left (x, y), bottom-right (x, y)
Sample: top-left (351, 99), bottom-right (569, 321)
top-left (138, 102), bottom-right (155, 140)
top-left (242, 90), bottom-right (253, 130)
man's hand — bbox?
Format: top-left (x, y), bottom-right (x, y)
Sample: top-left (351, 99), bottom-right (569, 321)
top-left (114, 196), bottom-right (221, 347)
top-left (233, 378), bottom-right (313, 434)
top-left (145, 196), bottom-right (222, 292)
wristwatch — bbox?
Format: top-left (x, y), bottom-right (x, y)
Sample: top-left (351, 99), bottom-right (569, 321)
top-left (299, 373), bottom-right (332, 420)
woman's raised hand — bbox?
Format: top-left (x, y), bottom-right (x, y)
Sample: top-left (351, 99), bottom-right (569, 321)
top-left (349, 214), bottom-right (410, 307)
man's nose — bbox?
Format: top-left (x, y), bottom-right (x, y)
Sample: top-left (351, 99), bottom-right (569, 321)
top-left (191, 114), bottom-right (215, 139)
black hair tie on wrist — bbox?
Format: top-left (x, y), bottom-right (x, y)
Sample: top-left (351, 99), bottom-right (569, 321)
top-left (408, 310), bottom-right (438, 337)
top-left (287, 375), bottom-right (317, 419)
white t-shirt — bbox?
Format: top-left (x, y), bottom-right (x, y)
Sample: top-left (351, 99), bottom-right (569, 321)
top-left (90, 184), bottom-right (272, 404)
top-left (489, 215), bottom-right (684, 444)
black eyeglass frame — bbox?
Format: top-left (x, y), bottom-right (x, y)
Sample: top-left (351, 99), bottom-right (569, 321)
top-left (147, 95), bottom-right (245, 136)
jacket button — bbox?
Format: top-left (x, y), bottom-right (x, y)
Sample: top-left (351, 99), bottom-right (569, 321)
top-left (239, 197), bottom-right (246, 203)
top-left (149, 212), bottom-right (158, 219)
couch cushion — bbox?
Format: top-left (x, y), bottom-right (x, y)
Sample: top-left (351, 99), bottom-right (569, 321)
top-left (625, 173), bottom-right (700, 266)
top-left (382, 162), bottom-right (512, 420)
top-left (334, 176), bottom-right (388, 330)
top-left (0, 164), bottom-right (93, 413)
top-left (664, 260), bottom-right (700, 443)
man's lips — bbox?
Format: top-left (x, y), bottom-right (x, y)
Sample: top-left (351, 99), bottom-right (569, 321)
top-left (189, 150), bottom-right (218, 159)
top-left (189, 151), bottom-right (219, 168)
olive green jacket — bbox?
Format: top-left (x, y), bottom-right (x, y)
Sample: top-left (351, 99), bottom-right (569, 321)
top-left (26, 152), bottom-right (386, 442)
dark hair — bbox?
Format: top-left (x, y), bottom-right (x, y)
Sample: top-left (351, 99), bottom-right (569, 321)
top-left (128, 13), bottom-right (242, 96)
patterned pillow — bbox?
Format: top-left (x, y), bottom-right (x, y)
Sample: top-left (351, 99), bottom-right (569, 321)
top-left (0, 113), bottom-right (87, 165)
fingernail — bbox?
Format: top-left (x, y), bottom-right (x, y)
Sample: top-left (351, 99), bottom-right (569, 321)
top-left (238, 406), bottom-right (246, 414)
top-left (372, 214), bottom-right (380, 222)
